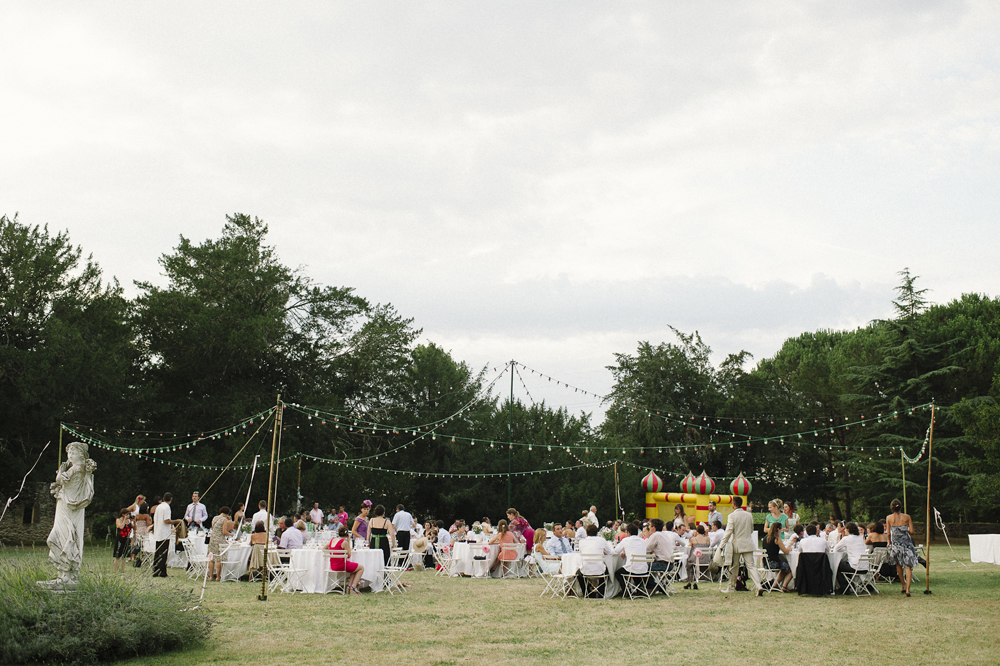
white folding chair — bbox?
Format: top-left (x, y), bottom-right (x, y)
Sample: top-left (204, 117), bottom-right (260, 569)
top-left (579, 553), bottom-right (608, 599)
top-left (693, 547), bottom-right (714, 584)
top-left (383, 549), bottom-right (410, 595)
top-left (867, 549), bottom-right (887, 590)
top-left (845, 554), bottom-right (876, 597)
top-left (755, 552), bottom-right (779, 593)
top-left (534, 559), bottom-right (574, 599)
top-left (434, 544), bottom-right (453, 577)
top-left (182, 538), bottom-right (210, 581)
top-left (622, 554), bottom-right (653, 600)
top-left (324, 548), bottom-right (349, 594)
top-left (501, 544), bottom-right (525, 578)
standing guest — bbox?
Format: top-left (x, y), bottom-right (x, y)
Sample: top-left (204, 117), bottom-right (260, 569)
top-left (392, 504), bottom-right (414, 551)
top-left (309, 502), bottom-right (324, 527)
top-left (764, 500), bottom-right (788, 535)
top-left (153, 493), bottom-right (181, 577)
top-left (763, 522), bottom-right (793, 592)
top-left (833, 522), bottom-right (869, 594)
top-left (132, 498), bottom-right (152, 565)
top-left (435, 520), bottom-right (451, 547)
top-left (336, 505), bottom-right (349, 528)
top-left (886, 499), bottom-right (919, 596)
top-left (612, 523), bottom-right (648, 591)
top-left (783, 502), bottom-right (799, 532)
top-left (250, 500), bottom-right (270, 534)
top-left (208, 506), bottom-right (235, 581)
top-left (506, 508), bottom-right (535, 548)
top-left (707, 501), bottom-right (724, 527)
top-left (682, 524), bottom-right (712, 590)
top-left (352, 501), bottom-right (372, 544)
top-left (368, 505), bottom-right (396, 566)
top-left (672, 504), bottom-right (687, 529)
top-left (328, 525), bottom-right (365, 594)
top-left (585, 505), bottom-right (598, 528)
top-left (112, 508), bottom-right (133, 573)
top-left (718, 496), bottom-right (763, 596)
top-left (232, 502), bottom-right (246, 527)
top-left (327, 508), bottom-right (339, 527)
top-left (184, 492), bottom-right (208, 531)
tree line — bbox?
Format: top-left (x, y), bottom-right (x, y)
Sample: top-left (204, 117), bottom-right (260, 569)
top-left (2, 212), bottom-right (998, 528)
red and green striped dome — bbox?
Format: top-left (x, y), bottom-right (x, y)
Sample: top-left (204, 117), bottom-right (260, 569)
top-left (730, 472), bottom-right (752, 497)
top-left (641, 470), bottom-right (664, 493)
top-left (679, 471), bottom-right (696, 494)
top-left (693, 470), bottom-right (716, 495)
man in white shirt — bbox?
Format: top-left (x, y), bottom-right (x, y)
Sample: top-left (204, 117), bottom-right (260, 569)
top-left (184, 491), bottom-right (208, 531)
top-left (799, 524), bottom-right (830, 553)
top-left (833, 522), bottom-right (869, 594)
top-left (575, 521), bottom-right (587, 540)
top-left (824, 522), bottom-right (841, 548)
top-left (435, 520), bottom-right (451, 547)
top-left (412, 520), bottom-right (424, 538)
top-left (706, 501), bottom-right (724, 528)
top-left (392, 504), bottom-right (414, 551)
top-left (612, 524), bottom-right (648, 592)
top-left (585, 506), bottom-right (598, 528)
top-left (308, 502), bottom-right (324, 526)
top-left (250, 500), bottom-right (270, 533)
top-left (708, 520), bottom-right (725, 548)
top-left (577, 524), bottom-right (613, 596)
top-left (153, 493), bottom-right (181, 577)
top-left (546, 524), bottom-right (573, 555)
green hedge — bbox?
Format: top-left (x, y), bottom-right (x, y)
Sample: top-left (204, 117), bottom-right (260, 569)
top-left (0, 557), bottom-right (214, 665)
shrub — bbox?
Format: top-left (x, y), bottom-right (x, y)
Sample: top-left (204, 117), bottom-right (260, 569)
top-left (0, 556), bottom-right (214, 665)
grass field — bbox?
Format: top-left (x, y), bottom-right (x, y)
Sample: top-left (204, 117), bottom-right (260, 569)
top-left (3, 540), bottom-right (999, 666)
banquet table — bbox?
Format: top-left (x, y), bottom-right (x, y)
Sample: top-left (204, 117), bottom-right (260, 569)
top-left (786, 550), bottom-right (845, 592)
top-left (219, 542), bottom-right (253, 581)
top-left (289, 547), bottom-right (385, 593)
top-left (451, 541), bottom-right (526, 578)
top-left (560, 551), bottom-right (624, 598)
top-left (969, 534), bottom-right (1000, 565)
top-left (140, 534), bottom-right (206, 569)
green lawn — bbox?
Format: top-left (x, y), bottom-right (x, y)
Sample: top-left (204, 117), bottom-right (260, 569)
top-left (4, 541), bottom-right (999, 666)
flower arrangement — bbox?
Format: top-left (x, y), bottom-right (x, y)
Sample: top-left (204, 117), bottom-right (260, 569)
top-left (472, 522), bottom-right (483, 535)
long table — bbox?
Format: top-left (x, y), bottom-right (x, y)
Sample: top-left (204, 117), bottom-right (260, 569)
top-left (289, 547), bottom-right (385, 593)
top-left (786, 550), bottom-right (845, 591)
top-left (451, 542), bottom-right (526, 577)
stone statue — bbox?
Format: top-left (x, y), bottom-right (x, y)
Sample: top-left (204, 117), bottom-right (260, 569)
top-left (40, 441), bottom-right (97, 591)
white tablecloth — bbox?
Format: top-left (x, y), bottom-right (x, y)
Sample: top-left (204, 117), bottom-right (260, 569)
top-left (561, 552), bottom-right (623, 598)
top-left (969, 534), bottom-right (1000, 565)
top-left (451, 542), bottom-right (526, 577)
top-left (289, 547), bottom-right (385, 593)
top-left (220, 542), bottom-right (253, 581)
top-left (786, 550), bottom-right (845, 591)
top-left (142, 534), bottom-right (206, 569)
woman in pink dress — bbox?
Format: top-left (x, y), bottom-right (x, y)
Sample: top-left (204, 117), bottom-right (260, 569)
top-left (489, 519), bottom-right (522, 575)
top-left (506, 508), bottom-right (534, 548)
top-left (328, 525), bottom-right (365, 594)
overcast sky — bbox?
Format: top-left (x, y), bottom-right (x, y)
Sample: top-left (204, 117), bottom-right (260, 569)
top-left (3, 2), bottom-right (998, 423)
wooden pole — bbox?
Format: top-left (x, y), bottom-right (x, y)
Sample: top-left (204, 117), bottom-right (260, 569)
top-left (901, 449), bottom-right (907, 515)
top-left (57, 424), bottom-right (63, 470)
top-left (259, 395), bottom-right (282, 601)
top-left (924, 403), bottom-right (935, 595)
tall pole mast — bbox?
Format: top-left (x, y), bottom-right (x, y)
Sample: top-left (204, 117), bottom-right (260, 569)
top-left (259, 394), bottom-right (282, 602)
top-left (923, 403), bottom-right (935, 595)
top-left (507, 360), bottom-right (514, 508)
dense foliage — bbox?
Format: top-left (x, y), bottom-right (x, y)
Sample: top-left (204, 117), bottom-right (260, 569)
top-left (2, 212), bottom-right (999, 529)
top-left (0, 557), bottom-right (214, 664)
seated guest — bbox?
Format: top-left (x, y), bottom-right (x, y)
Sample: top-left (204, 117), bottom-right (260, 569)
top-left (866, 522), bottom-right (888, 548)
top-left (683, 521), bottom-right (697, 539)
top-left (272, 517), bottom-right (289, 546)
top-left (612, 523), bottom-right (648, 591)
top-left (250, 521), bottom-right (268, 545)
top-left (533, 529), bottom-right (562, 574)
top-left (546, 524), bottom-right (573, 555)
top-left (825, 522), bottom-right (841, 548)
top-left (436, 520), bottom-right (452, 547)
top-left (280, 519), bottom-right (306, 550)
top-left (575, 520), bottom-right (587, 540)
top-left (577, 523), bottom-right (613, 596)
top-left (764, 522), bottom-right (793, 592)
top-left (327, 525), bottom-right (365, 594)
top-left (480, 517), bottom-right (494, 535)
top-left (799, 524), bottom-right (829, 552)
top-left (645, 518), bottom-right (685, 576)
top-left (708, 520), bottom-right (725, 547)
top-left (833, 522), bottom-right (869, 594)
top-left (785, 523), bottom-right (805, 550)
top-left (489, 519), bottom-right (523, 575)
top-left (682, 524), bottom-right (711, 589)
